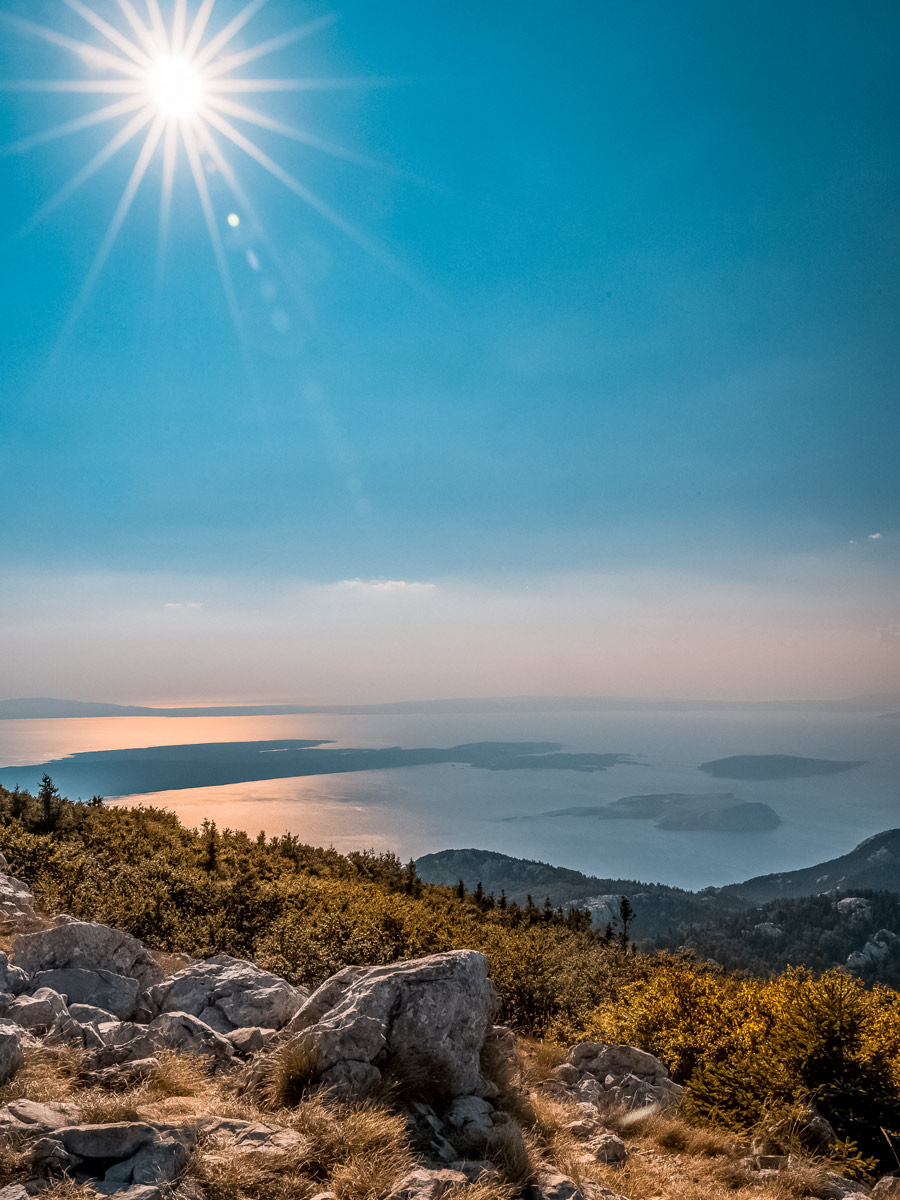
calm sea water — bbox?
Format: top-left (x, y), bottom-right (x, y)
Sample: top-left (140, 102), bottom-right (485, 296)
top-left (0, 710), bottom-right (897, 889)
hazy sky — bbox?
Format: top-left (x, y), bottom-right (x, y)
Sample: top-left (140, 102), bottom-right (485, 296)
top-left (1, 0), bottom-right (898, 703)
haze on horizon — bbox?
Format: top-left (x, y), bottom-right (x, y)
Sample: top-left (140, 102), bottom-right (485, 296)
top-left (1, 1), bottom-right (898, 707)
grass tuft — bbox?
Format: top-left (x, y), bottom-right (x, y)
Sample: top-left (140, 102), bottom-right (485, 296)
top-left (258, 1037), bottom-right (319, 1110)
top-left (0, 1042), bottom-right (84, 1105)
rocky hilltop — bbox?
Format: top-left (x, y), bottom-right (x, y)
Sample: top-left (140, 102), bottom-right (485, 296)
top-left (0, 858), bottom-right (892, 1200)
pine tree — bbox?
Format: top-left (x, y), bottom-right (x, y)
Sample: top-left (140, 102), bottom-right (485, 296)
top-left (619, 895), bottom-right (634, 950)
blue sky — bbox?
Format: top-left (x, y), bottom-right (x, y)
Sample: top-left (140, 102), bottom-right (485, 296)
top-left (1, 0), bottom-right (898, 701)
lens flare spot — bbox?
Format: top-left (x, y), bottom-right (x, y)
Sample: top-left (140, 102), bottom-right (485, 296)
top-left (227, 212), bottom-right (240, 227)
top-left (146, 55), bottom-right (205, 120)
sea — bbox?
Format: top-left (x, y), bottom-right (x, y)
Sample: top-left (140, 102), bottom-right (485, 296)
top-left (0, 709), bottom-right (897, 891)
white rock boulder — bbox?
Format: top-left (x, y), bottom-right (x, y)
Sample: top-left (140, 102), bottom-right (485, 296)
top-left (32, 966), bottom-right (140, 1020)
top-left (283, 950), bottom-right (497, 1098)
top-left (13, 918), bottom-right (164, 989)
top-left (143, 953), bottom-right (306, 1032)
top-left (0, 875), bottom-right (36, 927)
top-left (0, 1022), bottom-right (25, 1081)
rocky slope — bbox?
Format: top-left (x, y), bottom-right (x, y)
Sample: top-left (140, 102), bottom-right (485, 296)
top-left (0, 858), bottom-right (894, 1199)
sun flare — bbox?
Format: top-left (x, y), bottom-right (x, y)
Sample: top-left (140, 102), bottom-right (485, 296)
top-left (1, 1), bottom-right (402, 350)
top-left (146, 54), bottom-right (205, 121)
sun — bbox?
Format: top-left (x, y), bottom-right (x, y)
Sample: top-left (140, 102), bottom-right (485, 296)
top-left (1, 1), bottom-right (409, 352)
top-left (146, 54), bottom-right (205, 121)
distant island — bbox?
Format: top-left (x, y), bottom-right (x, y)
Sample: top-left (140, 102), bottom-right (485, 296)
top-left (0, 739), bottom-right (637, 798)
top-left (2, 693), bottom-right (900, 720)
top-left (519, 792), bottom-right (780, 832)
top-left (698, 754), bottom-right (866, 780)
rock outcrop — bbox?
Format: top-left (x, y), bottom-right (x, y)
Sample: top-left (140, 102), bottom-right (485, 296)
top-left (141, 952), bottom-right (306, 1032)
top-left (282, 949), bottom-right (498, 1097)
top-left (542, 1042), bottom-right (684, 1112)
top-left (14, 919), bottom-right (164, 990)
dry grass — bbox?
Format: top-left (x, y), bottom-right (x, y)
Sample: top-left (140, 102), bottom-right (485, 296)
top-left (329, 1138), bottom-right (415, 1200)
top-left (620, 1110), bottom-right (738, 1157)
top-left (190, 1093), bottom-right (415, 1200)
top-left (191, 1142), bottom-right (318, 1200)
top-left (482, 1120), bottom-right (539, 1187)
top-left (36, 1182), bottom-right (102, 1199)
top-left (257, 1036), bottom-right (318, 1110)
top-left (444, 1184), bottom-right (516, 1200)
top-left (149, 1049), bottom-right (213, 1098)
top-left (76, 1084), bottom-right (153, 1124)
top-left (0, 1132), bottom-right (30, 1190)
top-left (0, 1042), bottom-right (84, 1105)
top-left (516, 1038), bottom-right (567, 1090)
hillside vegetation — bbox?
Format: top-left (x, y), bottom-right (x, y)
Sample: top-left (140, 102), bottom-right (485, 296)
top-left (3, 781), bottom-right (900, 1178)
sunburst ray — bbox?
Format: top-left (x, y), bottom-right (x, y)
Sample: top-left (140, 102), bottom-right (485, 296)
top-left (19, 105), bottom-right (155, 237)
top-left (203, 14), bottom-right (337, 80)
top-left (181, 119), bottom-right (252, 372)
top-left (112, 0), bottom-right (155, 55)
top-left (61, 0), bottom-right (149, 68)
top-left (183, 0), bottom-right (217, 59)
top-left (0, 94), bottom-right (146, 156)
top-left (204, 93), bottom-right (399, 175)
top-left (4, 12), bottom-right (145, 78)
top-left (206, 76), bottom-right (392, 93)
top-left (0, 80), bottom-right (142, 94)
top-left (171, 0), bottom-right (188, 54)
top-left (143, 0), bottom-right (171, 55)
top-left (201, 106), bottom-right (414, 284)
top-left (156, 119), bottom-right (177, 281)
top-left (78, 115), bottom-right (165, 299)
top-left (193, 0), bottom-right (268, 70)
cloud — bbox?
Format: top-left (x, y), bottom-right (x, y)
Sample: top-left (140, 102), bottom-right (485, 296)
top-left (879, 624), bottom-right (900, 644)
top-left (869, 533), bottom-right (882, 540)
top-left (163, 602), bottom-right (203, 611)
top-left (335, 579), bottom-right (436, 594)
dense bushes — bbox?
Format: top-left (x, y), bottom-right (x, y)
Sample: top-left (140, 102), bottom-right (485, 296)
top-left (2, 781), bottom-right (900, 1175)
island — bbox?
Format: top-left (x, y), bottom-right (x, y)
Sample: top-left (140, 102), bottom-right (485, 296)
top-left (698, 755), bottom-right (866, 780)
top-left (522, 792), bottom-right (781, 832)
top-left (0, 740), bottom-right (637, 798)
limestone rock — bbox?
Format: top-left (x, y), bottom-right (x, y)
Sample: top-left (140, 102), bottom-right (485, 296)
top-left (283, 950), bottom-right (497, 1098)
top-left (148, 1011), bottom-right (234, 1063)
top-left (0, 875), bottom-right (36, 926)
top-left (561, 1042), bottom-right (684, 1111)
top-left (89, 1020), bottom-right (158, 1068)
top-left (33, 966), bottom-right (140, 1020)
top-left (816, 1172), bottom-right (872, 1199)
top-left (872, 1179), bottom-right (900, 1198)
top-left (0, 952), bottom-right (28, 995)
top-left (568, 1042), bottom-right (667, 1083)
top-left (143, 953), bottom-right (307, 1033)
top-left (227, 1025), bottom-right (277, 1055)
top-left (104, 1132), bottom-right (189, 1185)
top-left (0, 1185), bottom-right (30, 1200)
top-left (95, 1187), bottom-right (163, 1200)
top-left (0, 1020), bottom-right (24, 1082)
top-left (534, 1170), bottom-right (584, 1200)
top-left (386, 1167), bottom-right (470, 1200)
top-left (480, 1024), bottom-right (516, 1090)
top-left (4, 987), bottom-right (69, 1031)
top-left (84, 1057), bottom-right (160, 1091)
top-left (587, 1132), bottom-right (627, 1164)
top-left (444, 1095), bottom-right (495, 1142)
top-left (70, 1001), bottom-right (119, 1024)
top-left (196, 1115), bottom-right (308, 1161)
top-left (61, 1120), bottom-right (157, 1160)
top-left (13, 918), bottom-right (163, 989)
top-left (0, 1097), bottom-right (80, 1134)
